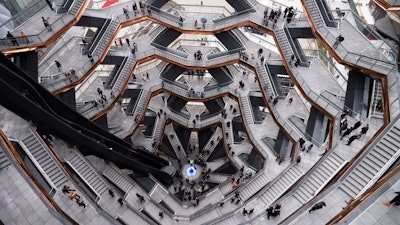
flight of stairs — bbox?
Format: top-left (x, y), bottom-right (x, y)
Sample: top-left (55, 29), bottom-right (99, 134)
top-left (371, 80), bottom-right (383, 118)
top-left (240, 95), bottom-right (254, 125)
top-left (21, 131), bottom-right (68, 188)
top-left (293, 152), bottom-right (346, 203)
top-left (66, 152), bottom-right (109, 201)
top-left (103, 164), bottom-right (134, 193)
top-left (302, 0), bottom-right (325, 28)
top-left (275, 30), bottom-right (293, 63)
top-left (208, 174), bottom-right (230, 184)
top-left (256, 64), bottom-right (275, 98)
top-left (153, 116), bottom-right (166, 142)
top-left (239, 172), bottom-right (270, 200)
top-left (203, 127), bottom-right (222, 161)
top-left (111, 55), bottom-right (135, 93)
top-left (232, 28), bottom-right (249, 47)
top-left (132, 90), bottom-right (150, 117)
top-left (0, 146), bottom-right (10, 170)
top-left (92, 20), bottom-right (119, 57)
top-left (69, 0), bottom-right (86, 15)
top-left (340, 121), bottom-right (400, 198)
top-left (165, 124), bottom-right (186, 159)
top-left (259, 166), bottom-right (302, 205)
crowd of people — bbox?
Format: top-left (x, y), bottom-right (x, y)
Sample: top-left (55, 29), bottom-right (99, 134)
top-left (62, 185), bottom-right (87, 209)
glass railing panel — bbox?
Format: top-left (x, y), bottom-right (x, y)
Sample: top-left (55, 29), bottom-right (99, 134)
top-left (167, 4), bottom-right (232, 17)
top-left (0, 1), bottom-right (47, 37)
top-left (88, 0), bottom-right (131, 10)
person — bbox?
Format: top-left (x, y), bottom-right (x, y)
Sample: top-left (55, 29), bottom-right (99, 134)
top-left (76, 198), bottom-right (87, 208)
top-left (299, 138), bottom-right (305, 148)
top-left (194, 19), bottom-right (198, 28)
top-left (42, 17), bottom-right (52, 32)
top-left (108, 188), bottom-right (115, 197)
top-left (383, 192), bottom-right (400, 206)
top-left (123, 7), bottom-right (129, 19)
top-left (179, 16), bottom-right (184, 26)
top-left (258, 48), bottom-right (263, 57)
top-left (21, 32), bottom-right (29, 44)
top-left (6, 31), bottom-right (18, 46)
top-left (88, 53), bottom-right (94, 63)
top-left (248, 208), bottom-right (254, 214)
top-left (242, 208), bottom-right (248, 215)
top-left (55, 60), bottom-right (62, 71)
top-left (341, 127), bottom-right (352, 140)
top-left (290, 54), bottom-right (295, 63)
top-left (360, 124), bottom-right (369, 136)
top-left (296, 154), bottom-right (301, 164)
top-left (307, 144), bottom-right (313, 153)
top-left (159, 211), bottom-right (163, 218)
top-left (118, 197), bottom-right (124, 206)
top-left (309, 201), bottom-right (326, 213)
top-left (271, 203), bottom-right (281, 217)
top-left (288, 97), bottom-right (293, 105)
top-left (46, 0), bottom-right (54, 10)
top-left (62, 185), bottom-right (73, 194)
top-left (376, 98), bottom-right (383, 112)
top-left (347, 133), bottom-right (361, 145)
top-left (340, 119), bottom-right (348, 134)
top-left (266, 206), bottom-right (273, 219)
top-left (132, 2), bottom-right (137, 12)
top-left (352, 120), bottom-right (362, 130)
top-left (69, 191), bottom-right (78, 200)
top-left (333, 35), bottom-right (344, 49)
top-left (136, 193), bottom-right (145, 203)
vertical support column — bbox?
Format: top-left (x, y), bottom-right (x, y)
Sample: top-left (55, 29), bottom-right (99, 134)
top-left (306, 106), bottom-right (328, 145)
top-left (13, 51), bottom-right (38, 81)
top-left (57, 88), bottom-right (76, 110)
top-left (93, 113), bottom-right (109, 130)
top-left (344, 70), bottom-right (371, 120)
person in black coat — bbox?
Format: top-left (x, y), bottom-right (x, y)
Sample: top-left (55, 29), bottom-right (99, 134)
top-left (309, 201), bottom-right (326, 213)
top-left (341, 127), bottom-right (352, 140)
top-left (347, 133), bottom-right (361, 145)
top-left (352, 120), bottom-right (362, 130)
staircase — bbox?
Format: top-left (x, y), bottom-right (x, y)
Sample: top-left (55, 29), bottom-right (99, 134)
top-left (340, 121), bottom-right (400, 198)
top-left (258, 166), bottom-right (302, 205)
top-left (111, 55), bottom-right (135, 93)
top-left (92, 20), bottom-right (119, 57)
top-left (66, 151), bottom-right (109, 202)
top-left (238, 172), bottom-right (269, 200)
top-left (293, 152), bottom-right (346, 203)
top-left (256, 64), bottom-right (275, 97)
top-left (302, 0), bottom-right (325, 28)
top-left (240, 95), bottom-right (254, 125)
top-left (103, 164), bottom-right (134, 193)
top-left (0, 146), bottom-right (10, 170)
top-left (69, 0), bottom-right (85, 15)
top-left (153, 116), bottom-right (165, 142)
top-left (231, 28), bottom-right (249, 47)
top-left (203, 127), bottom-right (223, 161)
top-left (165, 124), bottom-right (186, 159)
top-left (21, 131), bottom-right (68, 188)
top-left (275, 30), bottom-right (293, 63)
top-left (131, 90), bottom-right (150, 117)
top-left (370, 80), bottom-right (383, 118)
top-left (208, 173), bottom-right (230, 184)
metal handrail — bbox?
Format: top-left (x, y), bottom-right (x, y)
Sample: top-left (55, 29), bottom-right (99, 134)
top-left (0, 0), bottom-right (46, 36)
top-left (19, 137), bottom-right (58, 197)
